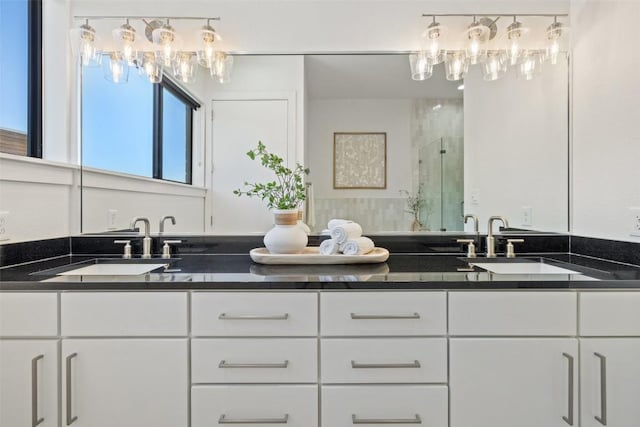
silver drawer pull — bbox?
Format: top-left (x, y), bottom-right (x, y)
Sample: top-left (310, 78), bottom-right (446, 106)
top-left (351, 360), bottom-right (421, 369)
top-left (352, 414), bottom-right (422, 424)
top-left (350, 313), bottom-right (420, 320)
top-left (65, 353), bottom-right (78, 425)
top-left (32, 354), bottom-right (44, 427)
top-left (562, 353), bottom-right (574, 426)
top-left (219, 313), bottom-right (289, 320)
top-left (218, 360), bottom-right (289, 369)
top-left (594, 352), bottom-right (608, 426)
top-left (219, 414), bottom-right (289, 424)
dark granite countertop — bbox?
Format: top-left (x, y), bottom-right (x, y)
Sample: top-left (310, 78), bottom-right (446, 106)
top-left (2, 251), bottom-right (640, 290)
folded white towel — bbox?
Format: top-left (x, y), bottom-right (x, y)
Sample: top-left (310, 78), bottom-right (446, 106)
top-left (319, 239), bottom-right (340, 255)
top-left (341, 237), bottom-right (375, 255)
top-left (330, 222), bottom-right (363, 244)
top-left (328, 219), bottom-right (352, 229)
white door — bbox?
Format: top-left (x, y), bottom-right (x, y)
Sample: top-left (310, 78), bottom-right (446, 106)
top-left (211, 98), bottom-right (291, 233)
top-left (61, 339), bottom-right (188, 427)
top-left (0, 340), bottom-right (58, 427)
top-left (581, 339), bottom-right (640, 427)
top-left (450, 338), bottom-right (579, 427)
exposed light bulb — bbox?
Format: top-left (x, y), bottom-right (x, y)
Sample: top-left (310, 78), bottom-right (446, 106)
top-left (409, 51), bottom-right (433, 81)
top-left (152, 20), bottom-right (177, 67)
top-left (545, 18), bottom-right (568, 65)
top-left (103, 53), bottom-right (129, 84)
top-left (140, 52), bottom-right (163, 83)
top-left (112, 19), bottom-right (137, 66)
top-left (465, 19), bottom-right (488, 65)
top-left (211, 52), bottom-right (233, 84)
top-left (504, 18), bottom-right (528, 66)
top-left (71, 20), bottom-right (102, 67)
top-left (519, 51), bottom-right (543, 80)
top-left (423, 18), bottom-right (445, 65)
top-left (197, 22), bottom-right (219, 68)
top-left (481, 51), bottom-right (507, 81)
top-left (444, 51), bottom-right (469, 81)
top-left (173, 52), bottom-right (196, 84)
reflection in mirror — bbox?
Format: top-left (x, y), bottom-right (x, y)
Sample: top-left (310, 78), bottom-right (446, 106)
top-left (80, 53), bottom-right (568, 235)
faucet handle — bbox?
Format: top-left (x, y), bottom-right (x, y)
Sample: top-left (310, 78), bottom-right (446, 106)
top-left (114, 240), bottom-right (132, 259)
top-left (456, 238), bottom-right (477, 258)
top-left (506, 239), bottom-right (525, 258)
top-left (162, 240), bottom-right (182, 259)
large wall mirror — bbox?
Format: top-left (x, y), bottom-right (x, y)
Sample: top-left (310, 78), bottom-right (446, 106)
top-left (80, 52), bottom-right (569, 235)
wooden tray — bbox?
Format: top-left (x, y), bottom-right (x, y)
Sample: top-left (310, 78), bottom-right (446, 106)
top-left (250, 247), bottom-right (389, 265)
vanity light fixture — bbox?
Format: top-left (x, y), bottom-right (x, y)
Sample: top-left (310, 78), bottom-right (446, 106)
top-left (112, 19), bottom-right (138, 66)
top-left (103, 52), bottom-right (129, 84)
top-left (152, 19), bottom-right (179, 67)
top-left (197, 19), bottom-right (221, 68)
top-left (504, 16), bottom-right (529, 66)
top-left (481, 51), bottom-right (507, 81)
top-left (423, 17), bottom-right (445, 65)
top-left (444, 51), bottom-right (469, 81)
top-left (409, 51), bottom-right (433, 81)
top-left (173, 52), bottom-right (197, 84)
top-left (465, 16), bottom-right (489, 65)
top-left (71, 16), bottom-right (234, 85)
top-left (519, 50), bottom-right (543, 80)
top-left (70, 20), bottom-right (102, 67)
top-left (545, 17), bottom-right (569, 65)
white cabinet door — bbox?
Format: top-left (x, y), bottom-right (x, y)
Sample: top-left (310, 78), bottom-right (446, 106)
top-left (450, 338), bottom-right (578, 427)
top-left (0, 340), bottom-right (58, 427)
top-left (61, 339), bottom-right (188, 427)
top-left (581, 339), bottom-right (640, 427)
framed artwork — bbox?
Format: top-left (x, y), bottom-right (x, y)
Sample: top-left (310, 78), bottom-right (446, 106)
top-left (333, 132), bottom-right (387, 189)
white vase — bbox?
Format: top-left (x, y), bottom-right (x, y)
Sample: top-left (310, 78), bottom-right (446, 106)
top-left (264, 209), bottom-right (308, 254)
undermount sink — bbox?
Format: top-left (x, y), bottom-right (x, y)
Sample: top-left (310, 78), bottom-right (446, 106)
top-left (57, 263), bottom-right (169, 276)
top-left (470, 261), bottom-right (581, 275)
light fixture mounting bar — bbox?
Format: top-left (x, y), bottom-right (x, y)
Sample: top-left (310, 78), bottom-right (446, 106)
top-left (421, 13), bottom-right (568, 18)
top-left (73, 15), bottom-right (221, 21)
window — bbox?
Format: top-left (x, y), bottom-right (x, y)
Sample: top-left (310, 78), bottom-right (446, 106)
top-left (0, 0), bottom-right (42, 157)
top-left (81, 56), bottom-right (199, 184)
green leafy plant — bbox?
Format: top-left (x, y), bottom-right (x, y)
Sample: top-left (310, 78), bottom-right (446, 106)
top-left (400, 185), bottom-right (428, 231)
top-left (233, 141), bottom-right (310, 210)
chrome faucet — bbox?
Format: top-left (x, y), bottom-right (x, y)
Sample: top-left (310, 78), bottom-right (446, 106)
top-left (464, 214), bottom-right (479, 233)
top-left (486, 216), bottom-right (509, 258)
top-left (159, 215), bottom-right (176, 233)
top-left (130, 217), bottom-right (152, 259)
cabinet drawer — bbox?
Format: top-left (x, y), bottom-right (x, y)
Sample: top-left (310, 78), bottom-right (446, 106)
top-left (322, 385), bottom-right (448, 427)
top-left (192, 293), bottom-right (317, 336)
top-left (192, 338), bottom-right (317, 383)
top-left (449, 292), bottom-right (576, 336)
top-left (322, 338), bottom-right (447, 383)
top-left (61, 292), bottom-right (188, 336)
top-left (0, 292), bottom-right (58, 337)
top-left (321, 292), bottom-right (446, 336)
top-left (580, 292), bottom-right (640, 336)
top-left (192, 385), bottom-right (317, 427)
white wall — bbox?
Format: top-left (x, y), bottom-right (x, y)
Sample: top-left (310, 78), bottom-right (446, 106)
top-left (307, 98), bottom-right (412, 199)
top-left (571, 0), bottom-right (640, 242)
top-left (464, 64), bottom-right (569, 233)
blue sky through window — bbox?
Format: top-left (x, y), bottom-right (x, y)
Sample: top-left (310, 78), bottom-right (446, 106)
top-left (0, 0), bottom-right (28, 133)
top-left (81, 59), bottom-right (154, 177)
top-left (162, 88), bottom-right (188, 183)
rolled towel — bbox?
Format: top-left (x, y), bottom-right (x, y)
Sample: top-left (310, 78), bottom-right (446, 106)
top-left (330, 222), bottom-right (363, 244)
top-left (319, 239), bottom-right (340, 255)
top-left (328, 219), bottom-right (352, 229)
top-left (341, 237), bottom-right (375, 256)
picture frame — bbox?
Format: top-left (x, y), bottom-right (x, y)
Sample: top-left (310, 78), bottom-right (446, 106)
top-left (333, 132), bottom-right (387, 189)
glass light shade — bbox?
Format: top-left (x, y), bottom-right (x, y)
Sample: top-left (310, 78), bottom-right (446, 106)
top-left (444, 51), bottom-right (469, 81)
top-left (423, 21), bottom-right (445, 65)
top-left (519, 51), bottom-right (543, 80)
top-left (409, 51), bottom-right (433, 81)
top-left (112, 21), bottom-right (138, 66)
top-left (103, 53), bottom-right (129, 84)
top-left (211, 52), bottom-right (233, 84)
top-left (197, 24), bottom-right (220, 68)
top-left (140, 52), bottom-right (163, 83)
top-left (545, 21), bottom-right (569, 65)
top-left (503, 20), bottom-right (529, 66)
top-left (70, 23), bottom-right (102, 67)
top-left (464, 22), bottom-right (489, 65)
top-left (481, 51), bottom-right (507, 81)
top-left (173, 52), bottom-right (197, 84)
top-left (152, 22), bottom-right (178, 67)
